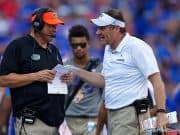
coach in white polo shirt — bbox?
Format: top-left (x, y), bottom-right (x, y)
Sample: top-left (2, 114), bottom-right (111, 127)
top-left (66, 9), bottom-right (168, 135)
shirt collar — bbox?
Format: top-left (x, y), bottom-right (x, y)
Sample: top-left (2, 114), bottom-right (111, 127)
top-left (28, 34), bottom-right (51, 49)
top-left (107, 33), bottom-right (130, 53)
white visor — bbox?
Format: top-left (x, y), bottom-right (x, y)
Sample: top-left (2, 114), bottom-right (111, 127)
top-left (91, 13), bottom-right (125, 27)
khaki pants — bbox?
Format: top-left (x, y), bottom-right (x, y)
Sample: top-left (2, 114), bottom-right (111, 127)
top-left (107, 106), bottom-right (150, 135)
top-left (66, 117), bottom-right (97, 135)
top-left (15, 118), bottom-right (58, 135)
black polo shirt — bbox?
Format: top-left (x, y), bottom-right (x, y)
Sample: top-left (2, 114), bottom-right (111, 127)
top-left (0, 35), bottom-right (65, 126)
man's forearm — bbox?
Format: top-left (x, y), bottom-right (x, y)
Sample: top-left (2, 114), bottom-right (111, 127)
top-left (149, 73), bottom-right (166, 109)
top-left (96, 103), bottom-right (107, 135)
top-left (154, 82), bottom-right (166, 109)
top-left (0, 73), bottom-right (37, 88)
top-left (0, 96), bottom-right (11, 125)
top-left (76, 69), bottom-right (105, 88)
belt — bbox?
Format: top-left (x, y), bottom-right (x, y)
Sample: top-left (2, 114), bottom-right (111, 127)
top-left (108, 103), bottom-right (134, 111)
top-left (66, 115), bottom-right (97, 118)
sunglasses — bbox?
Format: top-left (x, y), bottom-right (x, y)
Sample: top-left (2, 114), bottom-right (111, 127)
top-left (71, 43), bottom-right (87, 49)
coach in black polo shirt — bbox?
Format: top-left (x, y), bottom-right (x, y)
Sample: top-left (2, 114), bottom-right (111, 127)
top-left (0, 7), bottom-right (69, 135)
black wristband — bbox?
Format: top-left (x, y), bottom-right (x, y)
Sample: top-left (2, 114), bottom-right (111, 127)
top-left (157, 109), bottom-right (167, 113)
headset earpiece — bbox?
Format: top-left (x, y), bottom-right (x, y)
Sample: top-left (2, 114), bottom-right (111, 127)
top-left (31, 7), bottom-right (53, 31)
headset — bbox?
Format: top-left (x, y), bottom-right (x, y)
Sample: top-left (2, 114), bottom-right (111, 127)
top-left (31, 7), bottom-right (54, 31)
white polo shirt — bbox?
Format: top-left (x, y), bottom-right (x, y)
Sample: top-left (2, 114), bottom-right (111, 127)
top-left (102, 33), bottom-right (159, 109)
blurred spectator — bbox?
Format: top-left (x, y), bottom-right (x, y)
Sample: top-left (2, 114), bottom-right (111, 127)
top-left (0, 12), bottom-right (11, 55)
top-left (0, 0), bottom-right (19, 18)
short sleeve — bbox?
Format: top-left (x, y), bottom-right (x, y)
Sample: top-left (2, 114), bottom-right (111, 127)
top-left (132, 42), bottom-right (159, 78)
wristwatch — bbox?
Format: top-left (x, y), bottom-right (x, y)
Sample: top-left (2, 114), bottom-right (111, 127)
top-left (157, 109), bottom-right (167, 113)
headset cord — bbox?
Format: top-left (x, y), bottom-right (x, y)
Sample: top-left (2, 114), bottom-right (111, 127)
top-left (19, 118), bottom-right (27, 135)
top-left (135, 112), bottom-right (141, 135)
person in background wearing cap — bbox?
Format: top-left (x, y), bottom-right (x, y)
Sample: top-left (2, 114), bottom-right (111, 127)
top-left (65, 8), bottom-right (168, 135)
top-left (0, 7), bottom-right (70, 135)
